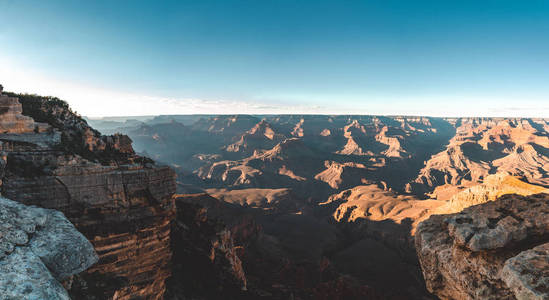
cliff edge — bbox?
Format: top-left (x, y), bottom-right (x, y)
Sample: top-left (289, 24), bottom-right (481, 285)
top-left (0, 87), bottom-right (176, 299)
top-left (415, 193), bottom-right (549, 300)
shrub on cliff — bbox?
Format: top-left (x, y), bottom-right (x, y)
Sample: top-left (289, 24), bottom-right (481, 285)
top-left (2, 91), bottom-right (155, 166)
top-left (2, 92), bottom-right (88, 130)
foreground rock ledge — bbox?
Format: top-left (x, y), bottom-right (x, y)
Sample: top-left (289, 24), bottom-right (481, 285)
top-left (415, 193), bottom-right (549, 300)
top-left (0, 196), bottom-right (98, 299)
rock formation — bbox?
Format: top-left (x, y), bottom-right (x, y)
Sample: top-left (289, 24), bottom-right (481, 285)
top-left (415, 193), bottom-right (549, 300)
top-left (3, 84), bottom-right (548, 300)
top-left (198, 138), bottom-right (321, 191)
top-left (166, 195), bottom-right (249, 299)
top-left (192, 115), bottom-right (260, 137)
top-left (169, 193), bottom-right (392, 300)
top-left (374, 125), bottom-right (408, 158)
top-left (0, 196), bottom-right (97, 299)
top-left (324, 184), bottom-right (444, 232)
top-left (0, 90), bottom-right (177, 299)
top-left (434, 173), bottom-right (549, 214)
top-left (225, 120), bottom-right (285, 156)
top-left (205, 187), bottom-right (294, 209)
top-left (408, 118), bottom-right (549, 195)
top-left (0, 90), bottom-right (47, 133)
top-left (314, 161), bottom-right (370, 189)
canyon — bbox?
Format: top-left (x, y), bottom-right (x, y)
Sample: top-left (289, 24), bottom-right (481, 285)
top-left (0, 84), bottom-right (546, 299)
top-left (89, 113), bottom-right (548, 299)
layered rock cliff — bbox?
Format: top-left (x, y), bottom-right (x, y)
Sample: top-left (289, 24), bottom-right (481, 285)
top-left (0, 87), bottom-right (43, 134)
top-left (0, 89), bottom-right (177, 299)
top-left (5, 84), bottom-right (548, 299)
top-left (408, 118), bottom-right (549, 195)
top-left (433, 173), bottom-right (549, 214)
top-left (0, 196), bottom-right (97, 299)
top-left (415, 193), bottom-right (549, 300)
top-left (166, 194), bottom-right (249, 299)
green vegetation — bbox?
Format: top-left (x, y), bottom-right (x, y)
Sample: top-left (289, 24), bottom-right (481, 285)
top-left (3, 92), bottom-right (86, 129)
top-left (2, 91), bottom-right (153, 166)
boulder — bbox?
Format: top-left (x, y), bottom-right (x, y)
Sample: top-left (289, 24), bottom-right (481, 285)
top-left (415, 193), bottom-right (549, 300)
top-left (0, 196), bottom-right (98, 299)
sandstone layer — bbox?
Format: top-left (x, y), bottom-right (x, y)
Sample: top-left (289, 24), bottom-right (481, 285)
top-left (0, 93), bottom-right (40, 133)
top-left (324, 184), bottom-right (444, 233)
top-left (0, 90), bottom-right (177, 299)
top-left (408, 118), bottom-right (549, 194)
top-left (433, 173), bottom-right (549, 214)
top-left (415, 193), bottom-right (549, 300)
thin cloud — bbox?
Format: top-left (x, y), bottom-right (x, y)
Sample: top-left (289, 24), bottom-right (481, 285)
top-left (1, 55), bottom-right (548, 118)
top-left (0, 56), bottom-right (327, 117)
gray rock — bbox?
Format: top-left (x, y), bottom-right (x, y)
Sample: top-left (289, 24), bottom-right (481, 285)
top-left (501, 243), bottom-right (549, 300)
top-left (416, 193), bottom-right (549, 300)
top-left (30, 210), bottom-right (99, 280)
top-left (0, 196), bottom-right (98, 299)
top-left (0, 248), bottom-right (70, 300)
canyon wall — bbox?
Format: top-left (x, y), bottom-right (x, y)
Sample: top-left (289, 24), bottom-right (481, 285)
top-left (0, 91), bottom-right (177, 299)
top-left (166, 195), bottom-right (249, 299)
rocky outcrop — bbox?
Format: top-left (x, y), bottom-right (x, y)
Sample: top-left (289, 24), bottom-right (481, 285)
top-left (314, 161), bottom-right (369, 189)
top-left (415, 193), bottom-right (549, 300)
top-left (2, 153), bottom-right (177, 299)
top-left (0, 196), bottom-right (98, 299)
top-left (501, 243), bottom-right (549, 300)
top-left (225, 120), bottom-right (285, 155)
top-left (166, 194), bottom-right (249, 299)
top-left (0, 91), bottom-right (48, 134)
top-left (375, 126), bottom-right (408, 158)
top-left (205, 187), bottom-right (294, 209)
top-left (408, 118), bottom-right (549, 195)
top-left (0, 90), bottom-right (177, 299)
top-left (8, 91), bottom-right (140, 164)
top-left (198, 138), bottom-right (319, 189)
top-left (434, 173), bottom-right (548, 214)
top-left (168, 193), bottom-right (392, 300)
top-left (324, 184), bottom-right (444, 233)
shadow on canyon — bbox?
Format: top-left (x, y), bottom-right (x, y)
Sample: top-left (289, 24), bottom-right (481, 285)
top-left (167, 193), bottom-right (435, 300)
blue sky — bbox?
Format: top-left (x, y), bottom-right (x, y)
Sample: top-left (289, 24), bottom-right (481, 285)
top-left (1, 0), bottom-right (548, 117)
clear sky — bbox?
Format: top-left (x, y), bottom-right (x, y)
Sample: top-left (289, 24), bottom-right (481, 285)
top-left (1, 0), bottom-right (548, 117)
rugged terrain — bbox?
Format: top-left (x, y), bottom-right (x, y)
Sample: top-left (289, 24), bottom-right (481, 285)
top-left (0, 196), bottom-right (97, 299)
top-left (90, 113), bottom-right (548, 299)
top-left (0, 88), bottom-right (176, 299)
top-left (1, 82), bottom-right (547, 299)
top-left (90, 115), bottom-right (549, 197)
top-left (416, 193), bottom-right (549, 300)
top-left (85, 115), bottom-right (549, 299)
